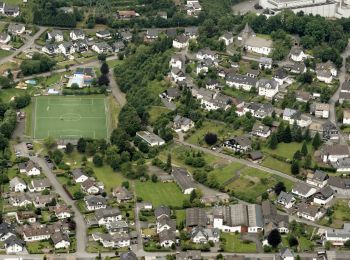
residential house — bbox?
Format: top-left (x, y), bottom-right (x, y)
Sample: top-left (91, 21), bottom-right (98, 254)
top-left (173, 115), bottom-right (194, 132)
top-left (170, 54), bottom-right (186, 70)
top-left (316, 61), bottom-right (337, 77)
top-left (237, 23), bottom-right (255, 42)
top-left (162, 87), bottom-right (181, 102)
top-left (33, 194), bottom-right (55, 208)
top-left (84, 195), bottom-right (107, 211)
top-left (59, 42), bottom-right (75, 56)
top-left (113, 41), bottom-right (125, 53)
top-left (72, 168), bottom-right (88, 183)
top-left (155, 205), bottom-right (171, 220)
top-left (172, 167), bottom-right (196, 194)
top-left (3, 4), bottom-right (20, 17)
top-left (309, 121), bottom-right (339, 141)
top-left (213, 204), bottom-right (264, 233)
top-left (296, 91), bottom-right (311, 103)
top-left (316, 69), bottom-right (333, 83)
top-left (116, 10), bottom-right (138, 19)
top-left (313, 185), bottom-right (334, 205)
top-left (42, 43), bottom-right (60, 55)
top-left (112, 186), bottom-right (133, 203)
top-left (156, 215), bottom-right (176, 233)
top-left (282, 108), bottom-right (312, 128)
top-left (74, 39), bottom-right (89, 53)
top-left (276, 191), bottom-right (296, 209)
top-left (259, 57), bottom-right (272, 69)
top-left (324, 223), bottom-right (350, 246)
top-left (246, 69), bottom-right (259, 78)
top-left (22, 226), bottom-right (52, 241)
top-left (145, 29), bottom-right (160, 41)
top-left (242, 102), bottom-right (273, 119)
top-left (9, 177), bottom-right (26, 192)
top-left (191, 227), bottom-right (220, 244)
top-left (184, 27), bottom-right (199, 39)
top-left (335, 157), bottom-right (350, 172)
top-left (96, 30), bottom-right (112, 39)
top-left (173, 35), bottom-right (189, 49)
top-left (344, 110), bottom-right (350, 125)
top-left (120, 31), bottom-right (132, 41)
top-left (279, 248), bottom-right (295, 260)
top-left (219, 32), bottom-right (233, 46)
top-left (51, 232), bottom-right (70, 249)
top-left (106, 220), bottom-right (129, 234)
top-left (261, 201), bottom-right (289, 235)
top-left (0, 32), bottom-right (10, 44)
top-left (186, 207), bottom-right (207, 229)
top-left (4, 235), bottom-right (24, 254)
top-left (196, 48), bottom-right (217, 61)
top-left (15, 211), bottom-right (37, 224)
top-left (193, 88), bottom-right (236, 111)
top-left (171, 68), bottom-right (186, 83)
top-left (81, 179), bottom-right (100, 195)
top-left (136, 131), bottom-right (165, 146)
top-left (257, 79), bottom-right (279, 99)
top-left (321, 144), bottom-right (349, 163)
top-left (176, 250), bottom-right (201, 260)
top-left (28, 178), bottom-right (50, 192)
top-left (296, 202), bottom-right (324, 222)
top-left (273, 69), bottom-right (288, 85)
top-left (120, 251), bottom-right (138, 260)
top-left (225, 73), bottom-right (258, 91)
top-left (306, 170), bottom-right (329, 188)
top-left (70, 29), bottom-right (85, 41)
top-left (7, 24), bottom-right (25, 35)
top-left (95, 207), bottom-right (122, 226)
top-left (328, 176), bottom-right (350, 195)
top-left (0, 223), bottom-right (16, 242)
top-left (340, 80), bottom-right (350, 103)
top-left (51, 204), bottom-right (72, 219)
top-left (206, 79), bottom-right (220, 90)
top-left (186, 0), bottom-right (202, 16)
top-left (159, 229), bottom-right (176, 247)
top-left (310, 102), bottom-right (329, 118)
top-left (251, 123), bottom-right (271, 138)
top-left (9, 194), bottom-right (32, 207)
top-left (92, 42), bottom-right (112, 54)
top-left (283, 62), bottom-right (306, 74)
top-left (18, 160), bottom-right (41, 176)
top-left (244, 35), bottom-right (273, 56)
top-left (249, 150), bottom-right (263, 162)
top-left (222, 136), bottom-right (252, 153)
top-left (47, 30), bottom-right (64, 42)
top-left (92, 233), bottom-right (130, 248)
top-left (291, 182), bottom-right (317, 199)
top-left (290, 46), bottom-right (307, 62)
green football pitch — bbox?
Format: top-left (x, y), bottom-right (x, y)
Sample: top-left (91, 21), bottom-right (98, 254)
top-left (32, 96), bottom-right (109, 139)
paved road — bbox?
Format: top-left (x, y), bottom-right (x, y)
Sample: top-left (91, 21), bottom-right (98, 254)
top-left (109, 69), bottom-right (126, 106)
top-left (30, 156), bottom-right (87, 255)
top-left (176, 139), bottom-right (299, 182)
top-left (329, 42), bottom-right (350, 144)
top-left (0, 26), bottom-right (47, 66)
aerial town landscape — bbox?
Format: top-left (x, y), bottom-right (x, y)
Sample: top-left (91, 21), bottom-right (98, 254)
top-left (4, 0), bottom-right (350, 260)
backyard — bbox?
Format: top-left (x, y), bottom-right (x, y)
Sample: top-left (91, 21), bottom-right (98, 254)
top-left (221, 233), bottom-right (257, 253)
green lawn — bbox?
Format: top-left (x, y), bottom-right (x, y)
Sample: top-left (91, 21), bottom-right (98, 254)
top-left (135, 181), bottom-right (188, 208)
top-left (319, 199), bottom-right (350, 228)
top-left (209, 162), bottom-right (244, 185)
top-left (262, 142), bottom-right (313, 161)
top-left (225, 167), bottom-right (294, 203)
top-left (186, 120), bottom-right (242, 147)
top-left (175, 209), bottom-right (186, 227)
top-left (27, 241), bottom-right (53, 254)
top-left (221, 233), bottom-right (257, 253)
top-left (89, 164), bottom-right (126, 194)
top-left (261, 156), bottom-right (292, 175)
top-left (57, 175), bottom-right (81, 196)
top-left (33, 96), bottom-right (108, 139)
top-left (148, 106), bottom-right (171, 125)
top-left (0, 50), bottom-right (12, 58)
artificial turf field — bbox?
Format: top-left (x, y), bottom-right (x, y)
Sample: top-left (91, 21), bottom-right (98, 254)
top-left (33, 96), bottom-right (108, 139)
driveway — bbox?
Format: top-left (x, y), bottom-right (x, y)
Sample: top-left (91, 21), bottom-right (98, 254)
top-left (30, 156), bottom-right (87, 255)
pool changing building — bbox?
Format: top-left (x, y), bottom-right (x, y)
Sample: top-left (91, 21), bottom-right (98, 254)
top-left (259, 0), bottom-right (350, 18)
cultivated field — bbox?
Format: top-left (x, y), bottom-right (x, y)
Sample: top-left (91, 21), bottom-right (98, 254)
top-left (32, 96), bottom-right (108, 139)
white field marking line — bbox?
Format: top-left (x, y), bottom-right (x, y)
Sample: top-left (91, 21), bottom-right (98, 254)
top-left (37, 116), bottom-right (105, 119)
top-left (33, 98), bottom-right (38, 139)
top-left (104, 99), bottom-right (109, 138)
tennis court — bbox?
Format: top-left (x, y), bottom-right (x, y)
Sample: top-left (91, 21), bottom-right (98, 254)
top-left (32, 96), bottom-right (109, 139)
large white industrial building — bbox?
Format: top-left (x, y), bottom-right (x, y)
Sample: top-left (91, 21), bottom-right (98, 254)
top-left (259, 0), bottom-right (350, 18)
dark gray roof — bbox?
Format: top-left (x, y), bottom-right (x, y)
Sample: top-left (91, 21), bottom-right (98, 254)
top-left (51, 231), bottom-right (69, 244)
top-left (172, 167), bottom-right (195, 191)
top-left (311, 170), bottom-right (329, 182)
top-left (257, 79), bottom-right (278, 90)
top-left (232, 136), bottom-right (252, 147)
top-left (166, 87), bottom-right (181, 98)
top-left (95, 207), bottom-right (121, 220)
top-left (159, 229), bottom-right (176, 243)
top-left (315, 185), bottom-right (334, 199)
top-left (249, 150), bottom-right (263, 160)
top-left (155, 205), bottom-right (171, 219)
top-left (72, 168), bottom-right (86, 179)
top-left (328, 176), bottom-right (350, 189)
top-left (322, 144), bottom-right (349, 156)
top-left (277, 191), bottom-right (294, 205)
top-left (226, 73), bottom-right (258, 85)
top-left (292, 182), bottom-right (314, 195)
top-left (120, 251), bottom-right (137, 260)
top-left (4, 235), bottom-right (24, 247)
top-left (85, 195), bottom-right (106, 206)
top-left (186, 207), bottom-right (207, 227)
top-left (176, 250), bottom-right (201, 260)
